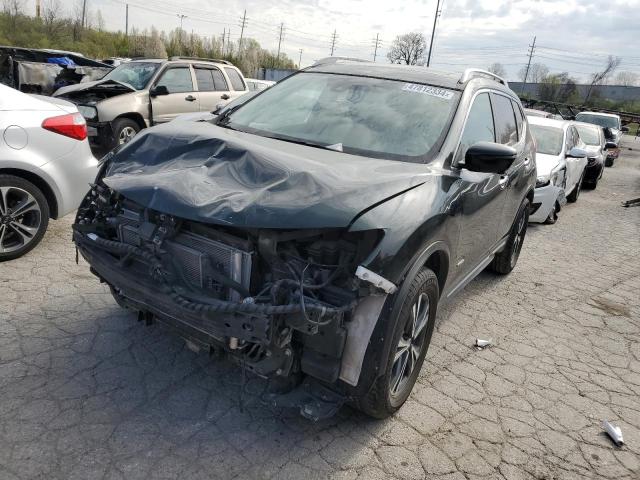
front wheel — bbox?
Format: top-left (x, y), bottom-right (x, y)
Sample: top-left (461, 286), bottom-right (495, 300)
top-left (110, 117), bottom-right (141, 150)
top-left (356, 267), bottom-right (439, 419)
top-left (490, 198), bottom-right (529, 274)
top-left (0, 175), bottom-right (50, 261)
top-left (605, 157), bottom-right (614, 167)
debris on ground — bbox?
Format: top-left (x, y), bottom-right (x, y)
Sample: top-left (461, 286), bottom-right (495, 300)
top-left (621, 197), bottom-right (640, 207)
top-left (475, 338), bottom-right (492, 349)
top-left (603, 420), bottom-right (624, 446)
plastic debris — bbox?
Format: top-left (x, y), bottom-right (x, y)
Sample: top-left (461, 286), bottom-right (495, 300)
top-left (475, 338), bottom-right (492, 349)
top-left (603, 420), bottom-right (624, 446)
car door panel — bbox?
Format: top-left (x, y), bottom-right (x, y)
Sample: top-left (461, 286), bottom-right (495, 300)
top-left (194, 65), bottom-right (234, 111)
top-left (151, 65), bottom-right (200, 123)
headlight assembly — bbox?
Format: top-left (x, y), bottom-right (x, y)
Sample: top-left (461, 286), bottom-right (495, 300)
top-left (536, 176), bottom-right (550, 188)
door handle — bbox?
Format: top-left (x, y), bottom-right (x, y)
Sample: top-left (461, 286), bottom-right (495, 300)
top-left (220, 94), bottom-right (230, 100)
top-left (498, 175), bottom-right (509, 189)
top-left (185, 95), bottom-right (197, 102)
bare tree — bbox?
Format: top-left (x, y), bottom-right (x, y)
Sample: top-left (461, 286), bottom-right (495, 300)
top-left (613, 71), bottom-right (639, 87)
top-left (387, 32), bottom-right (427, 65)
top-left (95, 9), bottom-right (105, 32)
top-left (487, 62), bottom-right (506, 78)
top-left (585, 55), bottom-right (622, 103)
top-left (42, 0), bottom-right (63, 39)
top-left (518, 63), bottom-right (549, 83)
top-left (2, 0), bottom-right (24, 30)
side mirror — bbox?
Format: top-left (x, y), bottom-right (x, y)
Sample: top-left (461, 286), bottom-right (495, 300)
top-left (621, 125), bottom-right (630, 132)
top-left (150, 85), bottom-right (169, 97)
top-left (567, 147), bottom-right (588, 158)
top-left (605, 141), bottom-right (617, 150)
top-left (212, 103), bottom-right (225, 115)
top-left (464, 142), bottom-right (517, 174)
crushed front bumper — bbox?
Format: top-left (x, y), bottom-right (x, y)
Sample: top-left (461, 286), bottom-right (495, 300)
top-left (529, 184), bottom-right (565, 223)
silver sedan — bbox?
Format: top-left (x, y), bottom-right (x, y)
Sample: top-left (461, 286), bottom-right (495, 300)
top-left (0, 84), bottom-right (98, 260)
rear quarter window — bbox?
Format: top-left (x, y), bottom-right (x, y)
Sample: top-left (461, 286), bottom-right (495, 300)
top-left (224, 68), bottom-right (246, 91)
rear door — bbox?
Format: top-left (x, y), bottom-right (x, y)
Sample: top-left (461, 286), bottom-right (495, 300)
top-left (564, 126), bottom-right (581, 192)
top-left (194, 64), bottom-right (233, 112)
top-left (453, 91), bottom-right (508, 280)
top-left (222, 67), bottom-right (248, 102)
top-left (150, 65), bottom-right (200, 123)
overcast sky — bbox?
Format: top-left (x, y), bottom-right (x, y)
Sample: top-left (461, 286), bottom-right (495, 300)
top-left (22, 0), bottom-right (640, 81)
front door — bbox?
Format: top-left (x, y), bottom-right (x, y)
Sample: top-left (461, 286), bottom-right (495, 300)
top-left (452, 92), bottom-right (508, 283)
top-left (151, 65), bottom-right (200, 123)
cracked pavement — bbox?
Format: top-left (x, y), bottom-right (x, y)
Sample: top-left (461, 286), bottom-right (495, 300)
top-left (1, 138), bottom-right (639, 480)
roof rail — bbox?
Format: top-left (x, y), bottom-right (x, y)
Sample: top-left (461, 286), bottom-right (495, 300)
top-left (459, 68), bottom-right (508, 87)
top-left (169, 56), bottom-right (232, 65)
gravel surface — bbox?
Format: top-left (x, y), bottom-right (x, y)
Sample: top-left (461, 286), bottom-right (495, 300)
top-left (1, 137), bottom-right (639, 480)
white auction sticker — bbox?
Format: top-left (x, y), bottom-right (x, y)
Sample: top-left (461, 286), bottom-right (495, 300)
top-left (402, 83), bottom-right (454, 100)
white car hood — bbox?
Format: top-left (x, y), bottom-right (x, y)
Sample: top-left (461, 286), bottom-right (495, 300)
top-left (535, 152), bottom-right (562, 177)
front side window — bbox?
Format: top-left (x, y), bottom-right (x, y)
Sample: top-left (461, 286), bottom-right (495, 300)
top-left (530, 125), bottom-right (564, 155)
top-left (457, 93), bottom-right (495, 163)
top-left (102, 62), bottom-right (160, 90)
top-left (491, 93), bottom-right (518, 145)
top-left (156, 67), bottom-right (193, 93)
top-left (224, 68), bottom-right (246, 91)
top-left (223, 72), bottom-right (461, 161)
top-left (575, 124), bottom-right (601, 146)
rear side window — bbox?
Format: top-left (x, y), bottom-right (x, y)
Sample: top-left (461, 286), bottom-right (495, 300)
top-left (511, 100), bottom-right (524, 139)
top-left (224, 67), bottom-right (246, 91)
top-left (457, 92), bottom-right (495, 162)
top-left (156, 67), bottom-right (193, 93)
top-left (194, 68), bottom-right (215, 91)
top-left (491, 93), bottom-right (518, 145)
top-left (211, 69), bottom-right (229, 91)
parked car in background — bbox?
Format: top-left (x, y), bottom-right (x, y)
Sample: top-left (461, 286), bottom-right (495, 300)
top-left (53, 57), bottom-right (248, 150)
top-left (574, 122), bottom-right (606, 189)
top-left (0, 84), bottom-right (98, 260)
top-left (528, 116), bottom-right (588, 224)
top-left (245, 78), bottom-right (275, 91)
top-left (524, 108), bottom-right (563, 120)
top-left (574, 111), bottom-right (627, 166)
top-left (73, 65), bottom-right (535, 420)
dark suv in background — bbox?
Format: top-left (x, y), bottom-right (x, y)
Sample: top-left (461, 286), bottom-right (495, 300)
top-left (73, 61), bottom-right (536, 419)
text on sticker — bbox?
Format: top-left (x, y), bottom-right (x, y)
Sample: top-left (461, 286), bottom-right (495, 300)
top-left (402, 84), bottom-right (454, 100)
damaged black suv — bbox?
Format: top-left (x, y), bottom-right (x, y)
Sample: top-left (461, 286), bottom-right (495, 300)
top-left (73, 61), bottom-right (536, 419)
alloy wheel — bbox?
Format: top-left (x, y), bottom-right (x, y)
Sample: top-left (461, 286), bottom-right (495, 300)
top-left (389, 292), bottom-right (430, 397)
top-left (118, 126), bottom-right (137, 145)
top-left (0, 186), bottom-right (42, 254)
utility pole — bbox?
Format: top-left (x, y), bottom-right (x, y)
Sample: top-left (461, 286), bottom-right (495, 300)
top-left (221, 27), bottom-right (226, 54)
top-left (227, 30), bottom-right (231, 55)
top-left (81, 0), bottom-right (87, 29)
top-left (298, 48), bottom-right (303, 68)
top-left (125, 4), bottom-right (129, 37)
top-left (177, 14), bottom-right (187, 54)
top-left (372, 33), bottom-right (382, 62)
top-left (330, 30), bottom-right (338, 56)
top-left (521, 36), bottom-right (537, 94)
top-left (238, 10), bottom-right (247, 55)
top-left (427, 0), bottom-right (442, 67)
top-left (35, 0), bottom-right (41, 18)
top-left (276, 23), bottom-right (285, 61)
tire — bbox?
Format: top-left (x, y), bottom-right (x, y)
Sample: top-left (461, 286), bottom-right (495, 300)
top-left (490, 198), bottom-right (529, 275)
top-left (566, 171), bottom-right (584, 203)
top-left (110, 117), bottom-right (141, 150)
top-left (583, 180), bottom-right (597, 190)
top-left (356, 267), bottom-right (439, 419)
top-left (544, 200), bottom-right (558, 224)
top-left (605, 157), bottom-right (614, 167)
top-left (0, 175), bottom-right (50, 261)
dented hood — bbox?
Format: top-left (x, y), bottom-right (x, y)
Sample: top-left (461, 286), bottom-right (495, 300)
top-left (54, 78), bottom-right (135, 96)
top-left (103, 122), bottom-right (434, 229)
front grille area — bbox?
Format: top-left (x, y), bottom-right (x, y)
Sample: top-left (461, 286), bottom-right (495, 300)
top-left (115, 210), bottom-right (252, 301)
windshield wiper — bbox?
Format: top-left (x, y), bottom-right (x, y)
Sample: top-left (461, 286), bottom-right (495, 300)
top-left (215, 104), bottom-right (243, 125)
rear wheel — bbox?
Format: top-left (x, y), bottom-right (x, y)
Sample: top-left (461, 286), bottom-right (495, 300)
top-left (356, 268), bottom-right (439, 419)
top-left (605, 157), bottom-right (614, 167)
top-left (0, 175), bottom-right (49, 261)
top-left (490, 199), bottom-right (529, 274)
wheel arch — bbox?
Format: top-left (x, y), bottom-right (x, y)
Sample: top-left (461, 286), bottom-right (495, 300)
top-left (0, 168), bottom-right (58, 219)
top-left (114, 112), bottom-right (146, 131)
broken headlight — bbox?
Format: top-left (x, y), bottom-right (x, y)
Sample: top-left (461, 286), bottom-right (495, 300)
top-left (78, 105), bottom-right (98, 121)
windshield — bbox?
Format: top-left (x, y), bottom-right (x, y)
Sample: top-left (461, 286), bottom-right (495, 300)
top-left (575, 113), bottom-right (619, 130)
top-left (530, 124), bottom-right (564, 155)
top-left (102, 62), bottom-right (160, 90)
top-left (575, 124), bottom-right (601, 146)
top-left (223, 72), bottom-right (460, 161)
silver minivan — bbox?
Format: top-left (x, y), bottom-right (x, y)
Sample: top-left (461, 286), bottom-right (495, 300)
top-left (53, 57), bottom-right (248, 150)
